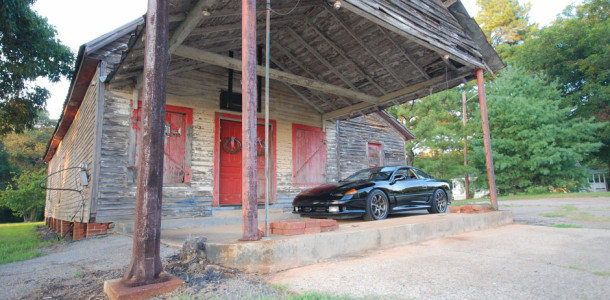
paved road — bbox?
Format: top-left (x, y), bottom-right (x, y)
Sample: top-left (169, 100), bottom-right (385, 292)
top-left (269, 197), bottom-right (610, 299)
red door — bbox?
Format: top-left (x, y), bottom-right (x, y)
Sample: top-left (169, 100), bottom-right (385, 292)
top-left (293, 125), bottom-right (326, 185)
top-left (134, 105), bottom-right (191, 185)
top-left (164, 112), bottom-right (187, 184)
top-left (219, 119), bottom-right (270, 205)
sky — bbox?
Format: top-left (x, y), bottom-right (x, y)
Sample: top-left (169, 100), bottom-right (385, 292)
top-left (33, 0), bottom-right (584, 120)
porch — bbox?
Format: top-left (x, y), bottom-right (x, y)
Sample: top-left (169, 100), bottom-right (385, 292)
top-left (117, 209), bottom-right (513, 273)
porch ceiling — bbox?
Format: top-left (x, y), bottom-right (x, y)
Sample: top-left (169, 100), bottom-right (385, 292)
top-left (106, 0), bottom-right (502, 120)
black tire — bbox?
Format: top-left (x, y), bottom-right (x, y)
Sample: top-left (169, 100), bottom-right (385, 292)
top-left (364, 190), bottom-right (389, 221)
top-left (428, 189), bottom-right (448, 214)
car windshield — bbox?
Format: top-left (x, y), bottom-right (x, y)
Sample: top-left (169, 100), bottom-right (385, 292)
top-left (343, 167), bottom-right (395, 182)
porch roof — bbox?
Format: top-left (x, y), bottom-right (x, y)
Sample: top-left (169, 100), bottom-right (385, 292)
top-left (44, 0), bottom-right (502, 161)
top-left (107, 0), bottom-right (503, 119)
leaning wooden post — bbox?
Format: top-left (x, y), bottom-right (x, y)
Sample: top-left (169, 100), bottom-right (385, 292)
top-left (123, 0), bottom-right (169, 284)
top-left (241, 0), bottom-right (260, 241)
top-left (476, 68), bottom-right (498, 210)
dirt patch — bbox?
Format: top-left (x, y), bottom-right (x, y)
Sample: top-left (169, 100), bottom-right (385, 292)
top-left (36, 226), bottom-right (59, 243)
top-left (21, 269), bottom-right (123, 300)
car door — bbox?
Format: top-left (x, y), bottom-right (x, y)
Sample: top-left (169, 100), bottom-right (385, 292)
top-left (390, 168), bottom-right (425, 206)
top-left (412, 167), bottom-right (435, 202)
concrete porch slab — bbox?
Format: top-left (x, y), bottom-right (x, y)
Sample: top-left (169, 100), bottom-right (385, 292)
top-left (160, 210), bottom-right (513, 273)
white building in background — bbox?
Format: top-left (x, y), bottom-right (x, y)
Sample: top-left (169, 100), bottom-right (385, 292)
top-left (451, 177), bottom-right (489, 200)
top-left (587, 170), bottom-right (608, 192)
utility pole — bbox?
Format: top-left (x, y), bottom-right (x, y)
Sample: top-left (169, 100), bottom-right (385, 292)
top-left (462, 91), bottom-right (470, 200)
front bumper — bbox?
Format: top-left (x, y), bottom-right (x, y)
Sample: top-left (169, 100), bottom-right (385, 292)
top-left (292, 197), bottom-right (366, 219)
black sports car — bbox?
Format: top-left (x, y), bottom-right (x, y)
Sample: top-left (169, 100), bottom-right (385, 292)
top-left (292, 166), bottom-right (452, 221)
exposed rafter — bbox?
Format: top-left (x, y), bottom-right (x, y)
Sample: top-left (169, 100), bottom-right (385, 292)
top-left (379, 26), bottom-right (431, 80)
top-left (174, 45), bottom-right (377, 103)
top-left (284, 27), bottom-right (373, 102)
top-left (323, 5), bottom-right (408, 87)
top-left (168, 0), bottom-right (215, 54)
top-left (305, 18), bottom-right (386, 95)
top-left (322, 67), bottom-right (470, 120)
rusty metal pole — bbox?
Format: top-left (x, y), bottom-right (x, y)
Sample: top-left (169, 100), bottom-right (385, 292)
top-left (476, 69), bottom-right (498, 210)
top-left (122, 0), bottom-right (169, 285)
top-left (241, 0), bottom-right (260, 241)
top-left (462, 91), bottom-right (470, 200)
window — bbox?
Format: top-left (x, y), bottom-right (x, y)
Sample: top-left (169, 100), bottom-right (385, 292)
top-left (367, 143), bottom-right (383, 168)
top-left (292, 124), bottom-right (326, 185)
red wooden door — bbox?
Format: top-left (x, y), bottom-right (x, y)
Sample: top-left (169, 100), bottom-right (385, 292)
top-left (164, 111), bottom-right (187, 184)
top-left (134, 106), bottom-right (190, 185)
top-left (219, 119), bottom-right (269, 205)
top-left (367, 143), bottom-right (383, 168)
top-left (293, 125), bottom-right (326, 185)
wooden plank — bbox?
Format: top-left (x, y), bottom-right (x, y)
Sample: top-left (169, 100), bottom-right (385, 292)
top-left (305, 18), bottom-right (386, 94)
top-left (174, 45), bottom-right (377, 103)
top-left (342, 0), bottom-right (485, 70)
top-left (323, 6), bottom-right (408, 87)
top-left (284, 27), bottom-right (371, 100)
top-left (380, 26), bottom-right (430, 80)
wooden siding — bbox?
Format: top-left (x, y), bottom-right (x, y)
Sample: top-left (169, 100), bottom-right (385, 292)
top-left (45, 72), bottom-right (98, 223)
top-left (335, 114), bottom-right (407, 181)
top-left (95, 64), bottom-right (322, 222)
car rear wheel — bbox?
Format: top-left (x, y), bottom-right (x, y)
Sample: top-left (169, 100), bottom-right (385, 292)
top-left (364, 190), bottom-right (389, 221)
top-left (428, 189), bottom-right (448, 214)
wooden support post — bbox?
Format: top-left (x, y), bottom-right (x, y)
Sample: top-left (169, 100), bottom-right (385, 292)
top-left (241, 0), bottom-right (260, 241)
top-left (123, 0), bottom-right (169, 285)
top-left (476, 69), bottom-right (498, 210)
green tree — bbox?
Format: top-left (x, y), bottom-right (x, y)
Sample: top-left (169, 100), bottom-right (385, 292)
top-left (0, 0), bottom-right (73, 134)
top-left (388, 88), bottom-right (478, 180)
top-left (515, 0), bottom-right (610, 172)
top-left (0, 141), bottom-right (17, 190)
top-left (0, 169), bottom-right (46, 222)
top-left (2, 112), bottom-right (56, 172)
top-left (471, 66), bottom-right (603, 194)
top-left (475, 0), bottom-right (537, 61)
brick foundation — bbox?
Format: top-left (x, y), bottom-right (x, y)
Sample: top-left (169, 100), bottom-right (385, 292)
top-left (450, 205), bottom-right (493, 214)
top-left (45, 217), bottom-right (112, 240)
top-left (269, 219), bottom-right (338, 236)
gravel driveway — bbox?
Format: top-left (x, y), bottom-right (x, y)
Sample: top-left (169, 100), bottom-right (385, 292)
top-left (1, 197), bottom-right (609, 299)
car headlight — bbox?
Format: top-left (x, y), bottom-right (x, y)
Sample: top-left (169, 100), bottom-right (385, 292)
top-left (329, 206), bottom-right (339, 213)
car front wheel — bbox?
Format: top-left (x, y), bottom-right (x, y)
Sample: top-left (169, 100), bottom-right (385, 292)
top-left (364, 190), bottom-right (389, 221)
top-left (428, 189), bottom-right (448, 214)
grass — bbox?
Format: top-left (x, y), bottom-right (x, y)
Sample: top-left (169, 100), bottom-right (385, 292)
top-left (0, 222), bottom-right (53, 264)
top-left (593, 271), bottom-right (610, 277)
top-left (552, 224), bottom-right (584, 228)
top-left (452, 191), bottom-right (610, 206)
top-left (540, 205), bottom-right (610, 222)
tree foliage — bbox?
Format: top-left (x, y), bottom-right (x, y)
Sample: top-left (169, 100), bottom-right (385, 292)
top-left (2, 112), bottom-right (56, 172)
top-left (0, 0), bottom-right (73, 135)
top-left (387, 88), bottom-right (478, 180)
top-left (0, 169), bottom-right (46, 222)
top-left (475, 0), bottom-right (537, 46)
top-left (471, 66), bottom-right (603, 194)
top-left (514, 0), bottom-right (610, 171)
top-left (0, 141), bottom-right (17, 190)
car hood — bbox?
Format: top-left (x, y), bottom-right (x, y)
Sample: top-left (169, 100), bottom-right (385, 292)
top-left (299, 181), bottom-right (374, 196)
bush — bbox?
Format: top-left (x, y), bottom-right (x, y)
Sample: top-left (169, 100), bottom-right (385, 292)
top-left (0, 169), bottom-right (46, 222)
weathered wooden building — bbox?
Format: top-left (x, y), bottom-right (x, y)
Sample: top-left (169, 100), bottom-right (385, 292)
top-left (42, 0), bottom-right (502, 238)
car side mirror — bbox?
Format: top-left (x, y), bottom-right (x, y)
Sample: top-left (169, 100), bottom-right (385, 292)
top-left (392, 174), bottom-right (407, 184)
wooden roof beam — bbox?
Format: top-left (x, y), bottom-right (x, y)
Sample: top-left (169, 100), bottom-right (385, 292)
top-left (379, 26), bottom-right (431, 80)
top-left (168, 0), bottom-right (216, 54)
top-left (174, 45), bottom-right (377, 102)
top-left (269, 56), bottom-right (338, 110)
top-left (284, 27), bottom-right (375, 103)
top-left (324, 6), bottom-right (409, 87)
top-left (305, 18), bottom-right (387, 95)
top-left (169, 1), bottom-right (319, 22)
top-left (322, 67), bottom-right (470, 120)
top-left (272, 42), bottom-right (348, 107)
